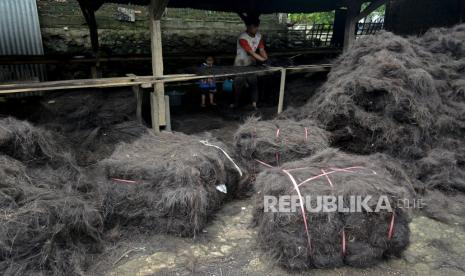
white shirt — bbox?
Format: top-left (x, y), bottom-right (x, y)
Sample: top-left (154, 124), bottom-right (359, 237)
top-left (234, 32), bottom-right (263, 66)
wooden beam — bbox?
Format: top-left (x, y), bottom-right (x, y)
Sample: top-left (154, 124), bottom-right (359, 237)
top-left (0, 65), bottom-right (332, 94)
top-left (149, 0), bottom-right (170, 130)
top-left (277, 69), bottom-right (287, 114)
top-left (343, 1), bottom-right (362, 52)
top-left (355, 0), bottom-right (387, 22)
top-left (0, 50), bottom-right (341, 65)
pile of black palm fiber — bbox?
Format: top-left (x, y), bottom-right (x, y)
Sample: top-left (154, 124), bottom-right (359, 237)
top-left (0, 117), bottom-right (105, 276)
top-left (37, 89), bottom-right (148, 166)
top-left (253, 149), bottom-right (413, 270)
top-left (101, 131), bottom-right (245, 236)
top-left (289, 25), bottom-right (465, 195)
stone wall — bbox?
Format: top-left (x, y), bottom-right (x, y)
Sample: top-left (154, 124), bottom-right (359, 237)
top-left (37, 0), bottom-right (288, 56)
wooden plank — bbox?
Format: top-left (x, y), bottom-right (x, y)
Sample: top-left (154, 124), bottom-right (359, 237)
top-left (343, 1), bottom-right (362, 52)
top-left (126, 74), bottom-right (144, 124)
top-left (0, 76), bottom-right (153, 89)
top-left (0, 50), bottom-right (341, 65)
top-left (135, 87), bottom-right (144, 124)
top-left (164, 95), bottom-right (172, 131)
top-left (0, 65), bottom-right (331, 94)
top-left (155, 67), bottom-right (283, 83)
top-left (150, 92), bottom-right (160, 133)
top-left (277, 69), bottom-right (287, 114)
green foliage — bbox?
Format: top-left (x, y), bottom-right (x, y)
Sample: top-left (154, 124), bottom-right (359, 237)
top-left (362, 3), bottom-right (386, 22)
top-left (289, 11), bottom-right (335, 25)
top-left (288, 4), bottom-right (386, 25)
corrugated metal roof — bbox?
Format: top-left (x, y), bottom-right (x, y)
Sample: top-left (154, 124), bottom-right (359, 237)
top-left (0, 0), bottom-right (46, 87)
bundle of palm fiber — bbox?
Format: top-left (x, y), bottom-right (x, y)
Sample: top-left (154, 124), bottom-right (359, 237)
top-left (0, 156), bottom-right (31, 210)
top-left (234, 117), bottom-right (329, 173)
top-left (101, 131), bottom-right (245, 236)
top-left (293, 27), bottom-right (465, 161)
top-left (253, 149), bottom-right (413, 270)
top-left (0, 191), bottom-right (104, 276)
top-left (0, 117), bottom-right (106, 276)
top-left (414, 139), bottom-right (465, 193)
top-left (0, 161), bottom-right (104, 276)
top-left (38, 89), bottom-right (148, 165)
top-left (0, 117), bottom-right (69, 165)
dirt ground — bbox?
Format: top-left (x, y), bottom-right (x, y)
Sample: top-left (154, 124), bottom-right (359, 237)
top-left (87, 114), bottom-right (465, 276)
top-left (94, 197), bottom-right (465, 276)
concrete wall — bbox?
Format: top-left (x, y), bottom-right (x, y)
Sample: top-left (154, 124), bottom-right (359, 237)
top-left (385, 0), bottom-right (465, 35)
top-left (37, 0), bottom-right (288, 56)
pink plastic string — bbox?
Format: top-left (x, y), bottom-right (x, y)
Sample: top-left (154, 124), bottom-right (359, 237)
top-left (255, 159), bottom-right (274, 168)
top-left (282, 169), bottom-right (312, 251)
top-left (275, 128), bottom-right (281, 166)
top-left (388, 213), bottom-right (395, 240)
top-left (295, 166), bottom-right (371, 189)
top-left (321, 169), bottom-right (334, 188)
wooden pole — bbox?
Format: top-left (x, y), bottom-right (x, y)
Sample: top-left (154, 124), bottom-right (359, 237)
top-left (149, 0), bottom-right (169, 131)
top-left (164, 95), bottom-right (172, 131)
top-left (126, 74), bottom-right (144, 124)
top-left (343, 1), bottom-right (362, 52)
top-left (277, 68), bottom-right (287, 114)
top-left (150, 92), bottom-right (160, 133)
top-left (78, 2), bottom-right (101, 78)
top-left (0, 65), bottom-right (332, 94)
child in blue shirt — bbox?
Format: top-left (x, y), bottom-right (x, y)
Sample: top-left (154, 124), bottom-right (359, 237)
top-left (199, 56), bottom-right (217, 107)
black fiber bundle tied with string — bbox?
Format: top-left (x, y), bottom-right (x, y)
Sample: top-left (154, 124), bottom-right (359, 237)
top-left (234, 117), bottom-right (330, 171)
top-left (253, 149), bottom-right (413, 270)
top-left (101, 131), bottom-right (245, 236)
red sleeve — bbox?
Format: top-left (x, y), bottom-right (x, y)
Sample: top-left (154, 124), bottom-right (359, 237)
top-left (258, 38), bottom-right (265, 49)
top-left (239, 39), bottom-right (253, 52)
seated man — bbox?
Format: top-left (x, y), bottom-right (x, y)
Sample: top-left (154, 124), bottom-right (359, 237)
top-left (231, 13), bottom-right (268, 110)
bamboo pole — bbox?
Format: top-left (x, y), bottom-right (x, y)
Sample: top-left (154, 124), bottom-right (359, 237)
top-left (277, 68), bottom-right (287, 114)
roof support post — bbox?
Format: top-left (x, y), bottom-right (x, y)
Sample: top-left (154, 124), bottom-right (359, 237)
top-left (149, 0), bottom-right (169, 132)
top-left (460, 0), bottom-right (465, 23)
top-left (277, 68), bottom-right (287, 114)
top-left (78, 2), bottom-right (101, 78)
top-left (343, 0), bottom-right (362, 52)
